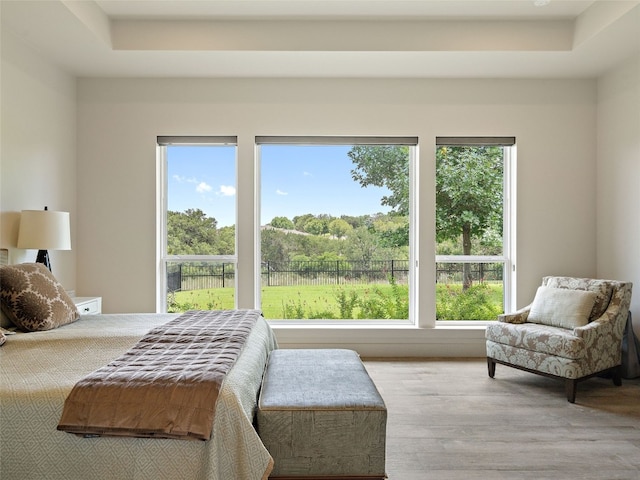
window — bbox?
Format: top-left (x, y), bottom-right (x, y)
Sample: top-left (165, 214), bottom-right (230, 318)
top-left (256, 136), bottom-right (417, 322)
top-left (156, 135), bottom-right (512, 324)
top-left (157, 136), bottom-right (237, 313)
top-left (435, 137), bottom-right (516, 321)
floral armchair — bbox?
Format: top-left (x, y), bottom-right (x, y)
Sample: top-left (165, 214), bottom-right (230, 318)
top-left (486, 276), bottom-right (633, 403)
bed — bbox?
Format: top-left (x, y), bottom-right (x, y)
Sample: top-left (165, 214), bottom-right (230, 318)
top-left (0, 265), bottom-right (278, 480)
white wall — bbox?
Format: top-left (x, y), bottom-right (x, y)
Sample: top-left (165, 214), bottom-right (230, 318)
top-left (597, 53), bottom-right (640, 337)
top-left (75, 77), bottom-right (597, 355)
top-left (0, 30), bottom-right (77, 290)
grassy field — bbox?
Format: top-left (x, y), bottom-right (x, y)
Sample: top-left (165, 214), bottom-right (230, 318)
top-left (170, 282), bottom-right (504, 320)
top-left (170, 283), bottom-right (401, 319)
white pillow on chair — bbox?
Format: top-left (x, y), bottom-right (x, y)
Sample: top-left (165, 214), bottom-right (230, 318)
top-left (528, 286), bottom-right (597, 329)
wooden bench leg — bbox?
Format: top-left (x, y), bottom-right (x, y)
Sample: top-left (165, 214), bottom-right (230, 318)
top-left (487, 357), bottom-right (496, 378)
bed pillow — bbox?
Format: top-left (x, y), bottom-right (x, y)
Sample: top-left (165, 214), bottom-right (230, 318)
top-left (528, 286), bottom-right (597, 329)
top-left (0, 263), bottom-right (79, 332)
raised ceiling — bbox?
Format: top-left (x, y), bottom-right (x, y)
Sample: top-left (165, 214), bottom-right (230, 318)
top-left (1, 0), bottom-right (639, 78)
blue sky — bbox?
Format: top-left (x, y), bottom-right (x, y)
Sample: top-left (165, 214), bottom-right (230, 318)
top-left (167, 145), bottom-right (391, 227)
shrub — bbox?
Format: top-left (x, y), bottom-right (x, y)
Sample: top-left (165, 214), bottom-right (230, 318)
top-left (335, 288), bottom-right (358, 319)
top-left (356, 279), bottom-right (408, 319)
top-left (436, 282), bottom-right (501, 320)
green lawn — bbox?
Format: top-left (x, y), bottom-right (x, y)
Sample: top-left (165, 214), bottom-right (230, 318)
top-left (170, 282), bottom-right (504, 320)
top-left (170, 283), bottom-right (403, 319)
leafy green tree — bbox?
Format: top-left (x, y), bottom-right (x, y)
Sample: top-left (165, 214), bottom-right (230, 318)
top-left (349, 144), bottom-right (503, 289)
top-left (270, 216), bottom-right (295, 230)
top-left (344, 226), bottom-right (379, 265)
top-left (328, 218), bottom-right (352, 238)
top-left (339, 214), bottom-right (367, 229)
top-left (436, 146), bottom-right (503, 288)
top-left (348, 145), bottom-right (410, 216)
top-left (371, 214), bottom-right (408, 248)
top-left (261, 228), bottom-right (295, 264)
top-left (168, 209), bottom-right (221, 255)
top-left (216, 225), bottom-right (235, 254)
top-left (293, 213), bottom-right (315, 232)
top-left (303, 218), bottom-right (327, 235)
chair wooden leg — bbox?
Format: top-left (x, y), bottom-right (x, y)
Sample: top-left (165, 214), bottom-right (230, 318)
top-left (487, 358), bottom-right (496, 378)
top-left (565, 379), bottom-right (577, 403)
top-left (612, 366), bottom-right (622, 386)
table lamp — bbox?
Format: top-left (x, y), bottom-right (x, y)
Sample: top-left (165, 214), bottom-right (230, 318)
top-left (17, 207), bottom-right (71, 272)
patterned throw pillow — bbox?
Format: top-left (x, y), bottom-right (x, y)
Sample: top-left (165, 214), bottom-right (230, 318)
top-left (0, 263), bottom-right (79, 332)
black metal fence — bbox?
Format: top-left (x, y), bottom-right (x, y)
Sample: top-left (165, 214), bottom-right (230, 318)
top-left (167, 263), bottom-right (235, 292)
top-left (261, 260), bottom-right (409, 287)
top-left (167, 260), bottom-right (503, 293)
top-left (435, 262), bottom-right (504, 284)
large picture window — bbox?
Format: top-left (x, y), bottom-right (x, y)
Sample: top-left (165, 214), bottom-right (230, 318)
top-left (157, 136), bottom-right (237, 313)
top-left (256, 136), bottom-right (417, 322)
top-left (435, 137), bottom-right (516, 321)
top-left (156, 135), bottom-right (513, 324)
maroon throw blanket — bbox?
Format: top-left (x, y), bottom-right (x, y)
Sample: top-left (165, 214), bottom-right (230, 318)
top-left (57, 309), bottom-right (261, 440)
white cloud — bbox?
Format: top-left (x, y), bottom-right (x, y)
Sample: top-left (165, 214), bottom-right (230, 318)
top-left (173, 175), bottom-right (198, 184)
top-left (276, 189), bottom-right (288, 195)
top-left (303, 171), bottom-right (312, 176)
top-left (219, 185), bottom-right (236, 196)
top-left (196, 182), bottom-right (213, 193)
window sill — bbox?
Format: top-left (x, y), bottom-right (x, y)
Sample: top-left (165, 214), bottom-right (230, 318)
top-left (268, 319), bottom-right (492, 329)
top-left (268, 321), bottom-right (490, 357)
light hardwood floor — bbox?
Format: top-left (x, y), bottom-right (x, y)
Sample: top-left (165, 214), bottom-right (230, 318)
top-left (362, 358), bottom-right (640, 480)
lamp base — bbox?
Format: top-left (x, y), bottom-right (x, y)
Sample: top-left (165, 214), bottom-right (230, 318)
top-left (35, 249), bottom-right (51, 271)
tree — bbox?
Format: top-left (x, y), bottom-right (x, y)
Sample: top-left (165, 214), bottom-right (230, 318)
top-left (270, 216), bottom-right (295, 230)
top-left (303, 218), bottom-right (327, 235)
top-left (348, 144), bottom-right (503, 289)
top-left (260, 228), bottom-right (294, 264)
top-left (293, 213), bottom-right (315, 232)
top-left (344, 227), bottom-right (379, 266)
top-left (436, 146), bottom-right (503, 288)
top-left (348, 145), bottom-right (410, 216)
top-left (328, 218), bottom-right (352, 239)
top-left (167, 209), bottom-right (220, 255)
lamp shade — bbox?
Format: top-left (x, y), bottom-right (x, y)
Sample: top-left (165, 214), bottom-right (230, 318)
top-left (17, 210), bottom-right (71, 250)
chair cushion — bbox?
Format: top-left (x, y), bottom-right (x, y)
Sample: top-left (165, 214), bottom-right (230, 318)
top-left (486, 321), bottom-right (586, 360)
top-left (527, 286), bottom-right (597, 329)
top-left (543, 277), bottom-right (614, 321)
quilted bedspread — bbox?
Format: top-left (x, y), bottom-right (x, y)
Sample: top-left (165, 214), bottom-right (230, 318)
top-left (0, 312), bottom-right (277, 480)
top-left (58, 310), bottom-right (260, 440)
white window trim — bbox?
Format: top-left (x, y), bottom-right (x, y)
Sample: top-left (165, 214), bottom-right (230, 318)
top-left (255, 136), bottom-right (419, 326)
top-left (434, 142), bottom-right (516, 319)
top-left (157, 138), bottom-right (239, 313)
top-left (156, 136), bottom-right (514, 328)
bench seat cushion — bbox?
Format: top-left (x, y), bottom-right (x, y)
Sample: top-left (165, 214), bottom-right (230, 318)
top-left (257, 349), bottom-right (386, 479)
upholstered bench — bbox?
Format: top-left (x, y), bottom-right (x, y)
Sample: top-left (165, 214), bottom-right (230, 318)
top-left (257, 349), bottom-right (387, 480)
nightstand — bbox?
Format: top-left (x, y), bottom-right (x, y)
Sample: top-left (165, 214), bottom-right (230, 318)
top-left (73, 296), bottom-right (102, 315)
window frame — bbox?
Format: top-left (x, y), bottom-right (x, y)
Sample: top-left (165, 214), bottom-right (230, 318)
top-left (156, 136), bottom-right (238, 312)
top-left (156, 135), bottom-right (514, 325)
top-left (434, 138), bottom-right (516, 322)
top-left (255, 136), bottom-right (419, 325)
